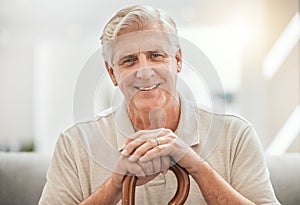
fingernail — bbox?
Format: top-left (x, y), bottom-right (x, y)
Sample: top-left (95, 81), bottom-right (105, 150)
top-left (139, 156), bottom-right (146, 162)
top-left (129, 155), bottom-right (137, 162)
top-left (119, 144), bottom-right (126, 151)
top-left (121, 149), bottom-right (129, 156)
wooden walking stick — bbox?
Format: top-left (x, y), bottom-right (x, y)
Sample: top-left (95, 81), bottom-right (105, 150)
top-left (122, 163), bottom-right (190, 205)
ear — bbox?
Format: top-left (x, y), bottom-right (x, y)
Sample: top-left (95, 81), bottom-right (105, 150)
top-left (175, 49), bottom-right (182, 73)
top-left (105, 61), bottom-right (118, 86)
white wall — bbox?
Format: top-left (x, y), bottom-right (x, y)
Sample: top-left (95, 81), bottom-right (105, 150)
top-left (33, 38), bottom-right (99, 154)
top-left (0, 38), bottom-right (34, 151)
top-left (0, 0), bottom-right (299, 154)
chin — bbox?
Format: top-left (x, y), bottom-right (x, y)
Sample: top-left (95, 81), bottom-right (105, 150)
top-left (127, 89), bottom-right (170, 109)
top-left (129, 96), bottom-right (167, 110)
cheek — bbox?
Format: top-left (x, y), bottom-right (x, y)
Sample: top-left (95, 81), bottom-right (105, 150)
top-left (156, 65), bottom-right (177, 80)
top-left (170, 61), bottom-right (179, 73)
top-left (114, 69), bottom-right (131, 84)
top-left (158, 61), bottom-right (178, 76)
top-left (117, 71), bottom-right (137, 93)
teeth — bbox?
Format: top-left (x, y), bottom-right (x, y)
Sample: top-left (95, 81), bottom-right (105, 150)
top-left (138, 84), bottom-right (159, 91)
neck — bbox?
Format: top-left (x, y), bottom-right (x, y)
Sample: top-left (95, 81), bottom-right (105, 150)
top-left (128, 94), bottom-right (181, 131)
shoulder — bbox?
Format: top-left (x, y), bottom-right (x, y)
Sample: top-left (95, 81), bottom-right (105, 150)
top-left (96, 106), bottom-right (117, 119)
top-left (195, 105), bottom-right (265, 164)
top-left (194, 104), bottom-right (258, 153)
top-left (56, 105), bottom-right (120, 155)
top-left (95, 105), bottom-right (120, 125)
top-left (190, 101), bottom-right (252, 135)
top-left (62, 105), bottom-right (118, 139)
top-left (199, 108), bottom-right (261, 155)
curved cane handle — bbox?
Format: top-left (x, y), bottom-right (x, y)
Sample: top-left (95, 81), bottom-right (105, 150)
top-left (122, 163), bottom-right (190, 205)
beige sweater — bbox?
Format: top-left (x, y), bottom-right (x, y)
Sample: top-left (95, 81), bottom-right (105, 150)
top-left (39, 99), bottom-right (279, 204)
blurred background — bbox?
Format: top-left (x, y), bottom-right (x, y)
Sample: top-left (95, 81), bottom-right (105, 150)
top-left (0, 0), bottom-right (299, 155)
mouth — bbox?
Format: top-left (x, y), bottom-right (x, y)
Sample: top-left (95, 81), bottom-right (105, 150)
top-left (134, 83), bottom-right (160, 91)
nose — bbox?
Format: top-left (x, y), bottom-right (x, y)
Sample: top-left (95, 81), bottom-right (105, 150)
top-left (136, 67), bottom-right (155, 79)
top-left (135, 54), bottom-right (154, 79)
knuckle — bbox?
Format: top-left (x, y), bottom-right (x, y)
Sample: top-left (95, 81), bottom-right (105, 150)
top-left (166, 128), bottom-right (173, 133)
top-left (154, 145), bottom-right (162, 152)
top-left (133, 166), bottom-right (143, 174)
top-left (134, 149), bottom-right (142, 157)
top-left (145, 140), bottom-right (152, 146)
top-left (151, 139), bottom-right (158, 146)
top-left (152, 159), bottom-right (159, 166)
top-left (126, 143), bottom-right (135, 151)
top-left (168, 132), bottom-right (177, 140)
top-left (141, 162), bottom-right (152, 173)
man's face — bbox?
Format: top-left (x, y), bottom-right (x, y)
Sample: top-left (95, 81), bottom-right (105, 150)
top-left (107, 30), bottom-right (182, 111)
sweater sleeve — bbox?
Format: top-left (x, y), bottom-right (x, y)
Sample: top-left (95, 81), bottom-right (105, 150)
top-left (230, 125), bottom-right (280, 205)
top-left (38, 133), bottom-right (83, 205)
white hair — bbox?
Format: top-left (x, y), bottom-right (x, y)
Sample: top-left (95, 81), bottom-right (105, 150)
top-left (100, 5), bottom-right (180, 64)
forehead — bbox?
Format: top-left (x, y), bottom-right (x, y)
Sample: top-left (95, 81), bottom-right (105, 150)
top-left (111, 30), bottom-right (177, 64)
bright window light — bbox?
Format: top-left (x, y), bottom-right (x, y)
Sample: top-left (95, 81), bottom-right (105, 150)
top-left (266, 105), bottom-right (300, 155)
top-left (263, 12), bottom-right (300, 80)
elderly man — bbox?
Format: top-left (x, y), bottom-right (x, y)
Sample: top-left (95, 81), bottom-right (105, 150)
top-left (39, 5), bottom-right (279, 205)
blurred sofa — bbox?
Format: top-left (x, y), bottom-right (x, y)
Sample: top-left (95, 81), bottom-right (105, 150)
top-left (0, 152), bottom-right (299, 205)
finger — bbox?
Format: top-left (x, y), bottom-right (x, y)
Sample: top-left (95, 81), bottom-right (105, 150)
top-left (152, 157), bottom-right (162, 174)
top-left (139, 144), bottom-right (171, 162)
top-left (128, 129), bottom-right (164, 142)
top-left (127, 138), bottom-right (159, 161)
top-left (161, 156), bottom-right (170, 174)
top-left (120, 131), bottom-right (145, 151)
top-left (127, 135), bottom-right (169, 161)
top-left (122, 129), bottom-right (167, 156)
top-left (137, 160), bottom-right (154, 176)
top-left (126, 162), bottom-right (146, 177)
top-left (136, 174), bottom-right (158, 186)
top-left (121, 139), bottom-right (146, 157)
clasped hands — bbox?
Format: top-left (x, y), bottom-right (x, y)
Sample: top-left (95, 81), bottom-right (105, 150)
top-left (111, 128), bottom-right (197, 190)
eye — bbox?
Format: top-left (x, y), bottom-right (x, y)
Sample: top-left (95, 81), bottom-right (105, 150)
top-left (120, 57), bottom-right (137, 66)
top-left (150, 52), bottom-right (167, 61)
top-left (151, 53), bottom-right (164, 59)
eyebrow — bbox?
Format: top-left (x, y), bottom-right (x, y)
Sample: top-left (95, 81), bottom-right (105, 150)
top-left (148, 50), bottom-right (169, 54)
top-left (116, 49), bottom-right (169, 64)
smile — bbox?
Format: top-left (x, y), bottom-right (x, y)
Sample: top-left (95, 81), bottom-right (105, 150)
top-left (135, 83), bottom-right (160, 91)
